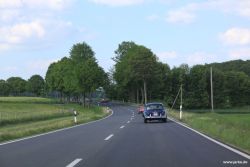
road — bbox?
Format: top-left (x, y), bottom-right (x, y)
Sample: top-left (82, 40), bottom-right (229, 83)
top-left (0, 104), bottom-right (249, 167)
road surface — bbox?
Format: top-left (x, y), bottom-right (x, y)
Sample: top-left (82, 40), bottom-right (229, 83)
top-left (0, 104), bottom-right (249, 167)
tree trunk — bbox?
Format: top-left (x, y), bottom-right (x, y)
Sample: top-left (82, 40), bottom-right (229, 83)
top-left (143, 80), bottom-right (147, 104)
top-left (141, 88), bottom-right (144, 104)
top-left (136, 88), bottom-right (139, 104)
top-left (83, 92), bottom-right (86, 107)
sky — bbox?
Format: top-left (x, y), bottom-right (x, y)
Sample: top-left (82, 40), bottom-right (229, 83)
top-left (0, 0), bottom-right (250, 80)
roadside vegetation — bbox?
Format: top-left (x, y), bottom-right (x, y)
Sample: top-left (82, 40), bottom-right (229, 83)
top-left (168, 107), bottom-right (250, 154)
top-left (0, 97), bottom-right (109, 143)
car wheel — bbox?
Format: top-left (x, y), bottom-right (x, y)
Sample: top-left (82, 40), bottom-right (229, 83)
top-left (144, 119), bottom-right (147, 123)
top-left (163, 118), bottom-right (167, 123)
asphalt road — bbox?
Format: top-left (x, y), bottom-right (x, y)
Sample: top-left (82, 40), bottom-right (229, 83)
top-left (0, 104), bottom-right (249, 167)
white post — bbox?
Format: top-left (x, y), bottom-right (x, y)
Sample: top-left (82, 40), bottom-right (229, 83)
top-left (74, 110), bottom-right (77, 124)
top-left (180, 105), bottom-right (182, 120)
top-left (180, 84), bottom-right (183, 120)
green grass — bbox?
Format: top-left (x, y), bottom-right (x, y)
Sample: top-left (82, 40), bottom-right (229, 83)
top-left (0, 96), bottom-right (57, 103)
top-left (168, 107), bottom-right (250, 154)
top-left (0, 97), bottom-right (110, 142)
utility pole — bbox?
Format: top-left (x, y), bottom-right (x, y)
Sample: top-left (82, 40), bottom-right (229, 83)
top-left (210, 67), bottom-right (214, 112)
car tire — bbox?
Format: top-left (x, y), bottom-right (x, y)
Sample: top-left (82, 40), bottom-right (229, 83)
top-left (144, 119), bottom-right (147, 123)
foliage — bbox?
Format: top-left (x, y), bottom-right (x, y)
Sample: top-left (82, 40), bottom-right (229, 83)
top-left (27, 75), bottom-right (45, 96)
top-left (7, 77), bottom-right (27, 96)
top-left (111, 41), bottom-right (250, 109)
top-left (45, 42), bottom-right (108, 106)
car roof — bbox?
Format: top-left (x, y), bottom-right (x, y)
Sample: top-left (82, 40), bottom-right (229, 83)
top-left (145, 102), bottom-right (163, 106)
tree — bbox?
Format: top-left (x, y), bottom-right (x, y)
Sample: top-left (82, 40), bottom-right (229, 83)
top-left (0, 80), bottom-right (10, 96)
top-left (186, 65), bottom-right (209, 108)
top-left (27, 75), bottom-right (45, 96)
top-left (224, 71), bottom-right (250, 106)
top-left (70, 42), bottom-right (107, 106)
top-left (113, 43), bottom-right (159, 104)
top-left (7, 77), bottom-right (27, 96)
top-left (113, 41), bottom-right (136, 63)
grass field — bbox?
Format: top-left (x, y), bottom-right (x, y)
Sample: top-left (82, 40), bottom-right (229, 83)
top-left (168, 107), bottom-right (250, 154)
top-left (0, 97), bottom-right (110, 142)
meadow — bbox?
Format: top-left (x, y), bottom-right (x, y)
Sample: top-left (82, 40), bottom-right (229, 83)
top-left (168, 107), bottom-right (250, 154)
top-left (0, 97), bottom-right (109, 142)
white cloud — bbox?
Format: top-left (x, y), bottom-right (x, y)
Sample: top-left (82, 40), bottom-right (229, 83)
top-left (213, 0), bottom-right (250, 18)
top-left (157, 51), bottom-right (177, 62)
top-left (166, 4), bottom-right (197, 24)
top-left (89, 0), bottom-right (144, 6)
top-left (166, 10), bottom-right (195, 24)
top-left (220, 27), bottom-right (250, 46)
top-left (0, 0), bottom-right (22, 8)
top-left (0, 0), bottom-right (73, 10)
top-left (0, 21), bottom-right (45, 44)
top-left (165, 0), bottom-right (250, 24)
top-left (229, 48), bottom-right (250, 60)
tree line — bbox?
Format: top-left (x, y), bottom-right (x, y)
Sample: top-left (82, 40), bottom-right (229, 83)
top-left (0, 41), bottom-right (249, 109)
top-left (0, 75), bottom-right (45, 97)
top-left (108, 41), bottom-right (250, 109)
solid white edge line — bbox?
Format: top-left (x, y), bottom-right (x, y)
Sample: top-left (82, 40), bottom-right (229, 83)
top-left (104, 134), bottom-right (114, 141)
top-left (0, 110), bottom-right (114, 146)
top-left (66, 158), bottom-right (82, 167)
top-left (168, 117), bottom-right (250, 160)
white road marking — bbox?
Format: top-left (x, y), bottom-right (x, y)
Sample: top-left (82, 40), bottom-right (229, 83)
top-left (66, 158), bottom-right (82, 167)
top-left (127, 121), bottom-right (130, 123)
top-left (120, 125), bottom-right (125, 129)
top-left (169, 117), bottom-right (250, 160)
top-left (0, 110), bottom-right (114, 146)
top-left (104, 134), bottom-right (114, 141)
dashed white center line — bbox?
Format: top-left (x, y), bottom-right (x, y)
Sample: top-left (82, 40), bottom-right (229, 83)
top-left (127, 121), bottom-right (130, 123)
top-left (104, 134), bottom-right (114, 141)
top-left (120, 125), bottom-right (125, 129)
top-left (66, 158), bottom-right (82, 167)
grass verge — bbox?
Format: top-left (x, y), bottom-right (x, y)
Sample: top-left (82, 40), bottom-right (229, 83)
top-left (168, 107), bottom-right (250, 154)
top-left (0, 97), bottom-right (110, 143)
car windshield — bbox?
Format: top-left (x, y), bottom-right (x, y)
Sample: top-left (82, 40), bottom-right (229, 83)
top-left (146, 104), bottom-right (163, 110)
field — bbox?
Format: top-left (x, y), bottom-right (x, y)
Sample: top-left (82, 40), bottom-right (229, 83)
top-left (0, 97), bottom-right (110, 142)
top-left (168, 107), bottom-right (250, 154)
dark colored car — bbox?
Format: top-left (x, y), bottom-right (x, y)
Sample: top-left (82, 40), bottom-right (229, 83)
top-left (98, 99), bottom-right (110, 106)
top-left (143, 103), bottom-right (167, 123)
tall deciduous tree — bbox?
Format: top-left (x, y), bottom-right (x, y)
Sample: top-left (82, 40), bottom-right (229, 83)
top-left (27, 75), bottom-right (45, 96)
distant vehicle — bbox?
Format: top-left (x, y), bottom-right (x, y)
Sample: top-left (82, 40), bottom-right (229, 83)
top-left (143, 103), bottom-right (167, 123)
top-left (98, 99), bottom-right (110, 106)
top-left (137, 105), bottom-right (144, 114)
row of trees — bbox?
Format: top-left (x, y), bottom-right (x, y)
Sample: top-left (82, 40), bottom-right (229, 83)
top-left (45, 42), bottom-right (108, 106)
top-left (1, 41), bottom-right (249, 109)
top-left (108, 41), bottom-right (250, 109)
top-left (0, 75), bottom-right (45, 96)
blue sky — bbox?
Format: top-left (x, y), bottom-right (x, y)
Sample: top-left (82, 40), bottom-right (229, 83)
top-left (0, 0), bottom-right (250, 80)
